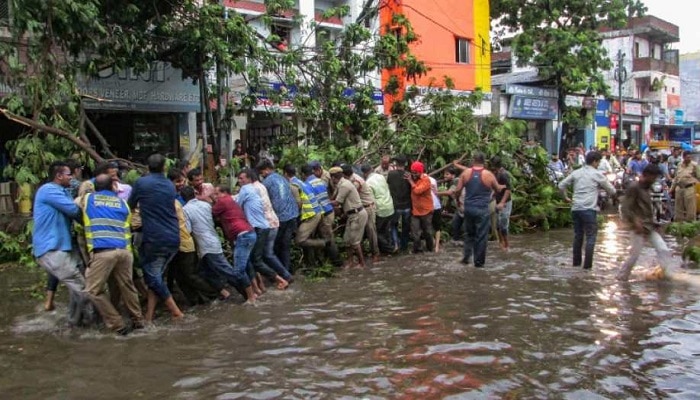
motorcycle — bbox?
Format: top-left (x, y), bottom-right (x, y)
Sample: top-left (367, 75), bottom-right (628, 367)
top-left (650, 178), bottom-right (672, 223)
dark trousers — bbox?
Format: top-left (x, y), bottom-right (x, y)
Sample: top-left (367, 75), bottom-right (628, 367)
top-left (169, 251), bottom-right (219, 305)
top-left (392, 208), bottom-right (412, 251)
top-left (248, 228), bottom-right (280, 281)
top-left (274, 218), bottom-right (297, 272)
top-left (451, 213), bottom-right (465, 240)
top-left (411, 213), bottom-right (434, 252)
top-left (572, 209), bottom-right (598, 269)
top-left (376, 213), bottom-right (395, 254)
top-left (463, 207), bottom-right (491, 267)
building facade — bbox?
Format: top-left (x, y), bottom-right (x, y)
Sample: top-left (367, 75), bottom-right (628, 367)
top-left (381, 0), bottom-right (491, 116)
top-left (600, 15), bottom-right (682, 149)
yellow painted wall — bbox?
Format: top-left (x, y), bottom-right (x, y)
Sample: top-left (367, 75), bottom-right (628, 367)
top-left (472, 0), bottom-right (490, 92)
top-left (596, 127), bottom-right (612, 150)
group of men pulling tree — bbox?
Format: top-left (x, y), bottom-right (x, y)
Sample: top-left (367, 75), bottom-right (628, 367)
top-left (33, 151), bottom-right (516, 335)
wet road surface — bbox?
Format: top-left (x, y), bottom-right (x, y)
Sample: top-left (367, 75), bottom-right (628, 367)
top-left (1, 216), bottom-right (700, 399)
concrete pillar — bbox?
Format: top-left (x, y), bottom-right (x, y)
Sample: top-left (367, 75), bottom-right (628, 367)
top-left (298, 0), bottom-right (315, 48)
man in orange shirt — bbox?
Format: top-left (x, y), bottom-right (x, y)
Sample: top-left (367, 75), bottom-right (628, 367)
top-left (406, 161), bottom-right (434, 253)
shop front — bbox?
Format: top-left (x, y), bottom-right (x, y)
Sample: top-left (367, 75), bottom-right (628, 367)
top-left (80, 62), bottom-right (200, 164)
top-left (504, 84), bottom-right (559, 153)
top-left (611, 100), bottom-right (651, 149)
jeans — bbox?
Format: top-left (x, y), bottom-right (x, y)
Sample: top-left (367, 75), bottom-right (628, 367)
top-left (139, 242), bottom-right (178, 299)
top-left (248, 228), bottom-right (281, 281)
top-left (463, 207), bottom-right (491, 267)
top-left (391, 208), bottom-right (412, 251)
top-left (572, 209), bottom-right (598, 269)
top-left (201, 253), bottom-right (251, 291)
top-left (274, 218), bottom-right (297, 271)
top-left (233, 231), bottom-right (256, 278)
top-left (265, 228), bottom-right (292, 280)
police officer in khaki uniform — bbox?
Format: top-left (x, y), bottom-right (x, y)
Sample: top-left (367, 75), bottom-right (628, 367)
top-left (670, 150), bottom-right (700, 222)
top-left (330, 166), bottom-right (368, 268)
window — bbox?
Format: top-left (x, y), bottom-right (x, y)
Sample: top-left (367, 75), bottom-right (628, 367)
top-left (455, 37), bottom-right (470, 64)
top-left (315, 27), bottom-right (334, 49)
top-left (270, 24), bottom-right (291, 51)
top-left (634, 42), bottom-right (640, 58)
top-left (0, 0), bottom-right (9, 26)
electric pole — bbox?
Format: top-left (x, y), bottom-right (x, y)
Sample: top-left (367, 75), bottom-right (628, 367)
top-left (614, 50), bottom-right (627, 149)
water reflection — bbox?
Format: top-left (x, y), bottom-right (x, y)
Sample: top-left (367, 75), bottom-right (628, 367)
top-left (1, 216), bottom-right (699, 398)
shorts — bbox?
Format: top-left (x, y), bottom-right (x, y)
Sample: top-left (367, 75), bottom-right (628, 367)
top-left (344, 209), bottom-right (368, 246)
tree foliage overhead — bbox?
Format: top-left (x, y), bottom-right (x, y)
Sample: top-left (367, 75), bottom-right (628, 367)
top-left (491, 0), bottom-right (647, 122)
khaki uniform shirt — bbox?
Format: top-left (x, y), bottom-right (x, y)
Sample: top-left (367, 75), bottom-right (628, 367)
top-left (673, 161), bottom-right (700, 188)
top-left (335, 178), bottom-right (362, 213)
top-left (350, 173), bottom-right (375, 206)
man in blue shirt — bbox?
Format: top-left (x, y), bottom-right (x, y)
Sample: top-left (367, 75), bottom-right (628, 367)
top-left (33, 161), bottom-right (90, 327)
top-left (626, 150), bottom-right (649, 177)
top-left (128, 153), bottom-right (184, 322)
top-left (257, 160), bottom-right (299, 272)
top-left (236, 168), bottom-right (290, 290)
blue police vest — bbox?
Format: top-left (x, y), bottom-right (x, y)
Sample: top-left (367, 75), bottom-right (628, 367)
top-left (83, 190), bottom-right (132, 252)
top-left (306, 177), bottom-right (333, 213)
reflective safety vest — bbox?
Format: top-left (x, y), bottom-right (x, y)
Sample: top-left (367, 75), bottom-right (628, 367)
top-left (290, 177), bottom-right (320, 221)
top-left (306, 177), bottom-right (333, 214)
top-left (83, 190), bottom-right (132, 253)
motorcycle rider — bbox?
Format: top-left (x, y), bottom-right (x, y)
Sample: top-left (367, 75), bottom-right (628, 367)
top-left (626, 150), bottom-right (648, 177)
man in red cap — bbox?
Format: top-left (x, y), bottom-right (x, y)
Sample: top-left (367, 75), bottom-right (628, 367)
top-left (406, 161), bottom-right (434, 253)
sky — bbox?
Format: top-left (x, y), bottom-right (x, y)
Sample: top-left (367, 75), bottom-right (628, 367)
top-left (642, 0), bottom-right (700, 54)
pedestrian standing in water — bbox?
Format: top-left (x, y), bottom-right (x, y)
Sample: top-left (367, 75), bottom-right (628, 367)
top-left (670, 150), bottom-right (700, 222)
top-left (558, 151), bottom-right (616, 270)
top-left (490, 156), bottom-right (513, 251)
top-left (453, 152), bottom-right (502, 267)
top-left (617, 164), bottom-right (675, 281)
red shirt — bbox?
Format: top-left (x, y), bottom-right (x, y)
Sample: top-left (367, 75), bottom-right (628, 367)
top-left (212, 195), bottom-right (253, 241)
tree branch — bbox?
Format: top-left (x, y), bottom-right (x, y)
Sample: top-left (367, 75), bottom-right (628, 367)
top-left (0, 108), bottom-right (104, 163)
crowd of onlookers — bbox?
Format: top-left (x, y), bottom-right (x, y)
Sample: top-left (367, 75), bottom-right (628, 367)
top-left (32, 150), bottom-right (516, 335)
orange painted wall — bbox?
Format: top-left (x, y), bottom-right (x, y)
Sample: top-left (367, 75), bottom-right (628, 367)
top-left (402, 0), bottom-right (476, 90)
top-left (380, 0), bottom-right (488, 114)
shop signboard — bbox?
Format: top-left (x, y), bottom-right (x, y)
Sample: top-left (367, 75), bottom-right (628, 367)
top-left (669, 127), bottom-right (691, 142)
top-left (507, 95), bottom-right (558, 120)
top-left (595, 99), bottom-right (610, 127)
top-left (80, 62), bottom-right (201, 112)
top-left (505, 84), bottom-right (558, 98)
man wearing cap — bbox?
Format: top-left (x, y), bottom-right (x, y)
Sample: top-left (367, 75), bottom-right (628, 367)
top-left (330, 166), bottom-right (368, 268)
top-left (406, 161), bottom-right (434, 253)
top-left (342, 164), bottom-right (380, 262)
top-left (670, 150), bottom-right (700, 222)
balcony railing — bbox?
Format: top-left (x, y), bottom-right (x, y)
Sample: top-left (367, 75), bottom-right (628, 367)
top-left (632, 57), bottom-right (678, 75)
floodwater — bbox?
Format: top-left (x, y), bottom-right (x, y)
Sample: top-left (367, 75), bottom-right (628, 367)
top-left (2, 216), bottom-right (700, 399)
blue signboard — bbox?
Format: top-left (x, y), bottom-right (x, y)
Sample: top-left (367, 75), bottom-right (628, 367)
top-left (595, 99), bottom-right (610, 127)
top-left (507, 95), bottom-right (558, 120)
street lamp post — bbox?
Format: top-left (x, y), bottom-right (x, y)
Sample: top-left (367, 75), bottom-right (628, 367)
top-left (614, 50), bottom-right (627, 149)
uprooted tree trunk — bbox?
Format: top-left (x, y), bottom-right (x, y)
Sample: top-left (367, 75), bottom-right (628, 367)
top-left (0, 108), bottom-right (146, 171)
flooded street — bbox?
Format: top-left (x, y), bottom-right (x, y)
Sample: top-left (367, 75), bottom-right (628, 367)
top-left (2, 216), bottom-right (700, 399)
